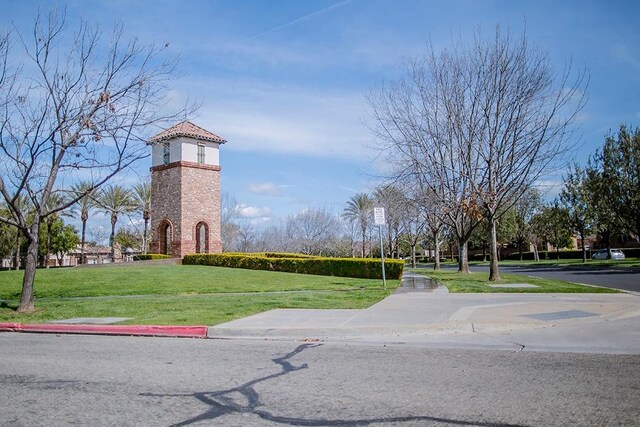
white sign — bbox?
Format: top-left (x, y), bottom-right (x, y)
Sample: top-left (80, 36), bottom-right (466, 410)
top-left (373, 207), bottom-right (386, 226)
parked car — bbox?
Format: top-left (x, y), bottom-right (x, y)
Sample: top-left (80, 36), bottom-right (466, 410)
top-left (591, 249), bottom-right (625, 260)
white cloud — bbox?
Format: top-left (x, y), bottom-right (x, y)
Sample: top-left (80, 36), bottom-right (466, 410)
top-left (247, 182), bottom-right (283, 196)
top-left (249, 217), bottom-right (272, 226)
top-left (611, 44), bottom-right (640, 70)
top-left (533, 178), bottom-right (564, 200)
top-left (236, 204), bottom-right (272, 219)
top-left (191, 81), bottom-right (373, 160)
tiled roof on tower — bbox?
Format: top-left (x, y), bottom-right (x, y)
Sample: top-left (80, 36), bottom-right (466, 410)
top-left (148, 121), bottom-right (227, 144)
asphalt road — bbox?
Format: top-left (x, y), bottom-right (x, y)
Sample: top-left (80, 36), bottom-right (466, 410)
top-left (1, 333), bottom-right (639, 426)
top-left (470, 264), bottom-right (640, 293)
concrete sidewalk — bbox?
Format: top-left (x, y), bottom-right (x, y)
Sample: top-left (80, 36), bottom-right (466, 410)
top-left (208, 292), bottom-right (640, 353)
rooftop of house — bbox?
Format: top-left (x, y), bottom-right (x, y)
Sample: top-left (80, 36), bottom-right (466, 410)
top-left (147, 121), bottom-right (227, 144)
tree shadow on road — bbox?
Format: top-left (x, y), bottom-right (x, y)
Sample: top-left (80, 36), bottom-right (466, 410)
top-left (141, 343), bottom-right (524, 427)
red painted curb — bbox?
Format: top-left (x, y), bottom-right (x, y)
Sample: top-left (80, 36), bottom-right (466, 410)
top-left (0, 323), bottom-right (208, 338)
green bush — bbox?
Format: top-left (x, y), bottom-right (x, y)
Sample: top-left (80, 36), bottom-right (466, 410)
top-left (263, 252), bottom-right (314, 259)
top-left (133, 254), bottom-right (173, 261)
top-left (504, 251), bottom-right (549, 261)
top-left (183, 253), bottom-right (404, 280)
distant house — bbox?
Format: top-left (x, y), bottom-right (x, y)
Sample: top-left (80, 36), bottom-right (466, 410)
top-left (69, 244), bottom-right (114, 265)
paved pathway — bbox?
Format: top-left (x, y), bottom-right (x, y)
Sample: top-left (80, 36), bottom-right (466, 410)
top-left (209, 273), bottom-right (640, 353)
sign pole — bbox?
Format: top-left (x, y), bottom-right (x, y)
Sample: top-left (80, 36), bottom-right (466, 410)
top-left (373, 205), bottom-right (387, 289)
top-left (379, 225), bottom-right (386, 289)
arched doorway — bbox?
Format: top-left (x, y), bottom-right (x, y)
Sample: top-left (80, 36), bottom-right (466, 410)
top-left (195, 222), bottom-right (209, 253)
top-left (159, 220), bottom-right (172, 255)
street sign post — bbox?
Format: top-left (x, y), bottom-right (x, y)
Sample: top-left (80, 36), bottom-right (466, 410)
top-left (373, 206), bottom-right (387, 289)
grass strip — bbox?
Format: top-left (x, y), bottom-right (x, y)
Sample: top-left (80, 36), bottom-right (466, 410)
top-left (414, 270), bottom-right (619, 293)
top-left (0, 264), bottom-right (397, 325)
top-left (0, 264), bottom-right (390, 299)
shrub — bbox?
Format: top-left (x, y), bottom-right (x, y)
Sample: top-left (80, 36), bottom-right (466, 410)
top-left (183, 253), bottom-right (404, 280)
top-left (133, 253), bottom-right (172, 261)
top-left (504, 251), bottom-right (549, 261)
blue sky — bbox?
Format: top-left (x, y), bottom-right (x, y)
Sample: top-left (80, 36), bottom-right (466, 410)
top-left (3, 0), bottom-right (640, 232)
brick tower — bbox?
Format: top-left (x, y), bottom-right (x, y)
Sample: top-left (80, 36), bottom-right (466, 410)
top-left (148, 121), bottom-right (227, 257)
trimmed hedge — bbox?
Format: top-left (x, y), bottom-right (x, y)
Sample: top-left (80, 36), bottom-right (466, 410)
top-left (219, 252), bottom-right (313, 259)
top-left (183, 253), bottom-right (404, 280)
top-left (504, 251), bottom-right (549, 261)
top-left (133, 254), bottom-right (173, 261)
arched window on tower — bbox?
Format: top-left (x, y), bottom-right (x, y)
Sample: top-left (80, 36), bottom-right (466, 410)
top-left (195, 222), bottom-right (209, 253)
top-left (160, 220), bottom-right (172, 255)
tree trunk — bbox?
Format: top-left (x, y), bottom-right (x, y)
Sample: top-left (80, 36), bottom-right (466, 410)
top-left (18, 223), bottom-right (40, 313)
top-left (458, 237), bottom-right (469, 274)
top-left (433, 230), bottom-right (441, 271)
top-left (411, 245), bottom-right (416, 268)
top-left (143, 217), bottom-right (149, 254)
top-left (518, 239), bottom-right (523, 261)
top-left (80, 218), bottom-right (87, 264)
top-left (580, 229), bottom-right (586, 263)
top-left (361, 225), bottom-right (366, 258)
top-left (488, 217), bottom-right (501, 281)
top-left (110, 214), bottom-right (117, 263)
top-left (532, 239), bottom-right (540, 262)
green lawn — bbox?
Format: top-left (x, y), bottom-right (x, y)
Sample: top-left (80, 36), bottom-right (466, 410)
top-left (413, 269), bottom-right (619, 293)
top-left (0, 264), bottom-right (396, 325)
top-left (496, 258), bottom-right (640, 268)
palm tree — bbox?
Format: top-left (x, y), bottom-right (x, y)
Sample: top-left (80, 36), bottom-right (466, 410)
top-left (70, 181), bottom-right (95, 264)
top-left (132, 180), bottom-right (151, 254)
top-left (95, 185), bottom-right (135, 262)
top-left (342, 193), bottom-right (374, 258)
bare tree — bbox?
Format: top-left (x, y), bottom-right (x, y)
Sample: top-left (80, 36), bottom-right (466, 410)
top-left (0, 10), bottom-right (193, 311)
top-left (419, 187), bottom-right (445, 270)
top-left (400, 197), bottom-right (428, 268)
top-left (220, 192), bottom-right (240, 251)
top-left (288, 207), bottom-right (341, 255)
top-left (369, 27), bottom-right (587, 277)
top-left (236, 220), bottom-right (257, 253)
top-left (513, 188), bottom-right (543, 261)
top-left (369, 45), bottom-right (484, 273)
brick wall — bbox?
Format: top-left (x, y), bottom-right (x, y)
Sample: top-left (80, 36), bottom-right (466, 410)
top-left (150, 161), bottom-right (223, 257)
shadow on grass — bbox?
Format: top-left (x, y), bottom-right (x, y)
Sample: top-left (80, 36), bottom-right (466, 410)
top-left (0, 300), bottom-right (19, 311)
